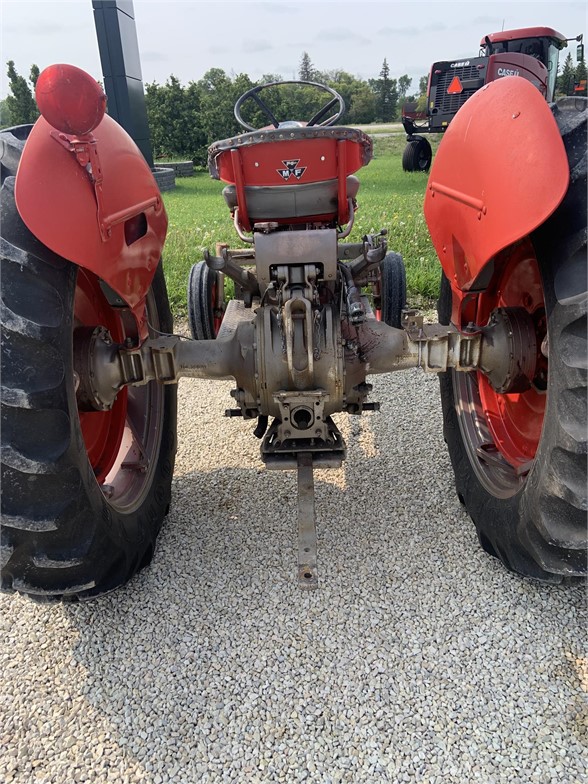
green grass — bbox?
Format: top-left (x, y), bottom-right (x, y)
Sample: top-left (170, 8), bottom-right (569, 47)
top-left (161, 135), bottom-right (442, 316)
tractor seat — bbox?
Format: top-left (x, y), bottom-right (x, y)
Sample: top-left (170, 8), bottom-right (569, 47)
top-left (221, 176), bottom-right (360, 222)
top-left (208, 125), bottom-right (372, 229)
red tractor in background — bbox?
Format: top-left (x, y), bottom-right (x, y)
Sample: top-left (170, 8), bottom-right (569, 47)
top-left (0, 63), bottom-right (586, 601)
top-left (402, 26), bottom-right (582, 171)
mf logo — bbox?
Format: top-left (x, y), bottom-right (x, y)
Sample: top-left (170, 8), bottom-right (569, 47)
top-left (277, 159), bottom-right (307, 181)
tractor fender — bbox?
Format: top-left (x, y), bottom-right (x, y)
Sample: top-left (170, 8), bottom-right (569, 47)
top-left (424, 76), bottom-right (569, 294)
top-left (14, 114), bottom-right (167, 310)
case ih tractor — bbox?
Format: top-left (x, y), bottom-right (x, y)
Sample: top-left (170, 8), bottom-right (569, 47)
top-left (402, 26), bottom-right (580, 172)
top-left (0, 65), bottom-right (586, 600)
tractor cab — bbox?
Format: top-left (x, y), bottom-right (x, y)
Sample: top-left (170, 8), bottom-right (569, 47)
top-left (480, 27), bottom-right (569, 102)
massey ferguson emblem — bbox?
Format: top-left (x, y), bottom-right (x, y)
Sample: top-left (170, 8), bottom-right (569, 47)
top-left (277, 159), bottom-right (307, 181)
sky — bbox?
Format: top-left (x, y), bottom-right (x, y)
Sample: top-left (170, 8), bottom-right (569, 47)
top-left (0, 0), bottom-right (586, 98)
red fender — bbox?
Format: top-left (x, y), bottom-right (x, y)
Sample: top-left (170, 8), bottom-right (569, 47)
top-left (14, 113), bottom-right (167, 312)
top-left (424, 76), bottom-right (569, 322)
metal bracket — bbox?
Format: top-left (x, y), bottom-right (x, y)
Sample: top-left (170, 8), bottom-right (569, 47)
top-left (261, 411), bottom-right (345, 470)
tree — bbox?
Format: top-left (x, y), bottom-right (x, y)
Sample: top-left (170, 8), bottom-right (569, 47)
top-left (347, 83), bottom-right (376, 124)
top-left (557, 52), bottom-right (576, 96)
top-left (197, 69), bottom-right (257, 154)
top-left (575, 50), bottom-right (587, 95)
top-left (396, 74), bottom-right (413, 120)
top-left (372, 59), bottom-right (398, 123)
top-left (299, 52), bottom-right (315, 81)
top-left (0, 98), bottom-right (12, 127)
top-left (418, 75), bottom-right (428, 95)
top-left (398, 75), bottom-right (412, 102)
top-left (145, 75), bottom-right (206, 164)
top-left (317, 70), bottom-right (377, 124)
top-left (29, 64), bottom-right (39, 88)
top-left (5, 60), bottom-right (39, 124)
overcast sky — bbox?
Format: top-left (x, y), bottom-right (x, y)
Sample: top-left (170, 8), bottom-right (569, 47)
top-left (1, 0), bottom-right (586, 98)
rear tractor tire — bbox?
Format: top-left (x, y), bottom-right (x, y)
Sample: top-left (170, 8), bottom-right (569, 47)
top-left (1, 128), bottom-right (177, 602)
top-left (438, 97), bottom-right (587, 582)
top-left (402, 136), bottom-right (433, 172)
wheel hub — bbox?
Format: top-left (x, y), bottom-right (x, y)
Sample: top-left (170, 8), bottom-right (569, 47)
top-left (479, 307), bottom-right (538, 393)
top-left (73, 325), bottom-right (121, 411)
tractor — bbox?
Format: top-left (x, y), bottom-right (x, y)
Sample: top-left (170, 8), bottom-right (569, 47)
top-left (402, 26), bottom-right (582, 172)
top-left (0, 65), bottom-right (586, 601)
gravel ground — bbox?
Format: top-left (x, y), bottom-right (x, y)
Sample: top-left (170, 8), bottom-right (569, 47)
top-left (1, 370), bottom-right (586, 784)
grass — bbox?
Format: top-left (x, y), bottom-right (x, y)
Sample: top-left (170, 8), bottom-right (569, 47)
top-left (161, 134), bottom-right (442, 317)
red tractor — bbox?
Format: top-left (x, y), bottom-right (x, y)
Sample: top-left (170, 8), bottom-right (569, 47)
top-left (0, 64), bottom-right (586, 600)
top-left (402, 26), bottom-right (581, 171)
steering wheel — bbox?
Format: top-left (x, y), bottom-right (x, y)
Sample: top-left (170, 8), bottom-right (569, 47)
top-left (234, 80), bottom-right (345, 132)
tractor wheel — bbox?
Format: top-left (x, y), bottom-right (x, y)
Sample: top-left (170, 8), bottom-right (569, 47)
top-left (188, 260), bottom-right (225, 340)
top-left (437, 98), bottom-right (587, 581)
top-left (375, 252), bottom-right (406, 328)
top-left (1, 146), bottom-right (177, 601)
top-left (402, 137), bottom-right (432, 172)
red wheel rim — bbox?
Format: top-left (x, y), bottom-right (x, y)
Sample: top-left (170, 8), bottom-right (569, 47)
top-left (74, 269), bottom-right (166, 511)
top-left (75, 270), bottom-right (127, 483)
top-left (476, 242), bottom-right (546, 470)
top-left (452, 239), bottom-right (547, 498)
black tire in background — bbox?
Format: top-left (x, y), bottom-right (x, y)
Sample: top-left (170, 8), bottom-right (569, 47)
top-left (188, 260), bottom-right (224, 340)
top-left (378, 252), bottom-right (406, 329)
top-left (437, 97), bottom-right (587, 582)
top-left (1, 131), bottom-right (177, 602)
top-left (402, 137), bottom-right (433, 172)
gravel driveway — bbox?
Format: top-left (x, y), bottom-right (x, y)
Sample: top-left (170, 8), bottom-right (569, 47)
top-left (1, 370), bottom-right (586, 784)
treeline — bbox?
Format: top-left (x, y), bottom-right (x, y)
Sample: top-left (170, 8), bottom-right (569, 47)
top-left (0, 55), bottom-right (424, 165)
top-left (3, 48), bottom-right (586, 166)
